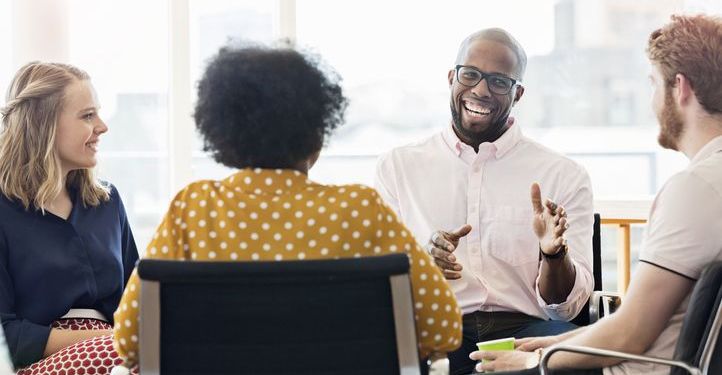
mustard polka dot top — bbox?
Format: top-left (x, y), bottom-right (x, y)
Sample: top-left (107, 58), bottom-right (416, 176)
top-left (113, 168), bottom-right (461, 365)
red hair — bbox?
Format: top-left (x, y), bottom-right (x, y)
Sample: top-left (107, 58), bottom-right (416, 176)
top-left (647, 14), bottom-right (722, 114)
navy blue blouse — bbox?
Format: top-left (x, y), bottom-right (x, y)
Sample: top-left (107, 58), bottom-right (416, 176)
top-left (0, 185), bottom-right (138, 368)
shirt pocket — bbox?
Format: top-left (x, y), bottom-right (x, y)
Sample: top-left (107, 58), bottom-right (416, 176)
top-left (484, 206), bottom-right (538, 266)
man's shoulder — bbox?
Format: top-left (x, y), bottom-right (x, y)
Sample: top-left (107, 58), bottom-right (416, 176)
top-left (378, 132), bottom-right (444, 164)
top-left (652, 158), bottom-right (722, 223)
top-left (688, 151), bottom-right (722, 197)
top-left (640, 154), bottom-right (722, 279)
top-left (377, 132), bottom-right (445, 170)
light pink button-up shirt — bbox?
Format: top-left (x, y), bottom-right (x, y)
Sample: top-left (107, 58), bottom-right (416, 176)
top-left (375, 122), bottom-right (594, 320)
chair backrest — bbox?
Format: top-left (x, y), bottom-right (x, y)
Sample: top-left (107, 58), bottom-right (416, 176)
top-left (137, 254), bottom-right (420, 375)
top-left (591, 213), bottom-right (603, 291)
top-left (671, 261), bottom-right (722, 375)
top-left (571, 213), bottom-right (603, 326)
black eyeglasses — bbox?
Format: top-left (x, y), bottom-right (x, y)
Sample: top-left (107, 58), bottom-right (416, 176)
top-left (455, 65), bottom-right (519, 95)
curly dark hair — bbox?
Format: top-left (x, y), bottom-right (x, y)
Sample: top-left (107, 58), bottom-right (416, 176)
top-left (194, 43), bottom-right (348, 169)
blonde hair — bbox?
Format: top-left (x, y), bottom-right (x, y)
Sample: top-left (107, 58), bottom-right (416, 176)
top-left (0, 62), bottom-right (109, 211)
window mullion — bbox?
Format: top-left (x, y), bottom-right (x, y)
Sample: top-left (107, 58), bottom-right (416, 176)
top-left (168, 0), bottom-right (194, 197)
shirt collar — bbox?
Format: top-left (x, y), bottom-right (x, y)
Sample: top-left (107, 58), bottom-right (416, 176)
top-left (690, 135), bottom-right (722, 165)
top-left (441, 117), bottom-right (521, 159)
top-left (223, 168), bottom-right (317, 195)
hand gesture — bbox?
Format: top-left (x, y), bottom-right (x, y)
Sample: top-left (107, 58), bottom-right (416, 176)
top-left (531, 182), bottom-right (568, 256)
top-left (424, 225), bottom-right (471, 280)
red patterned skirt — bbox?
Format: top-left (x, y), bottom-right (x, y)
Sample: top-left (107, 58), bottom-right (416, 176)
top-left (16, 318), bottom-right (137, 375)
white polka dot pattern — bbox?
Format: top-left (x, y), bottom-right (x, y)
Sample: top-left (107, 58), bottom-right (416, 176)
top-left (114, 168), bottom-right (461, 366)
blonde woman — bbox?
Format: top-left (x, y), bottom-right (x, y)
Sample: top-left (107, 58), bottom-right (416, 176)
top-left (0, 62), bottom-right (138, 374)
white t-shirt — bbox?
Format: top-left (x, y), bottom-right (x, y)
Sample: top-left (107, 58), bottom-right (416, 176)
top-left (605, 136), bottom-right (722, 375)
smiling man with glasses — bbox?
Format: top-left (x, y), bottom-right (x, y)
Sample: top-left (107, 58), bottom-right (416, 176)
top-left (375, 28), bottom-right (594, 375)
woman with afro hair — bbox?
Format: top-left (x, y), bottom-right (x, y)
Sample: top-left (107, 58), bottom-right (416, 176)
top-left (112, 43), bottom-right (462, 373)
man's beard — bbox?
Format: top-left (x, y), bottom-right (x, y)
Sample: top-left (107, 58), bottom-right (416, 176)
top-left (657, 91), bottom-right (685, 151)
top-left (450, 102), bottom-right (510, 144)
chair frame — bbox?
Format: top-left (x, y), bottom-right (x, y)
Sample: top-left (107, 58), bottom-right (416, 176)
top-left (138, 256), bottom-right (422, 375)
top-left (390, 274), bottom-right (425, 375)
top-left (540, 278), bottom-right (722, 375)
top-left (138, 278), bottom-right (160, 375)
top-left (588, 290), bottom-right (621, 324)
top-left (569, 213), bottom-right (603, 327)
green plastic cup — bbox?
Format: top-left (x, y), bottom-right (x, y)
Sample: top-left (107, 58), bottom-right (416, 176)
top-left (476, 337), bottom-right (515, 364)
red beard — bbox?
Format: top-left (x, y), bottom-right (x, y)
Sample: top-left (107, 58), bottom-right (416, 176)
top-left (657, 90), bottom-right (685, 151)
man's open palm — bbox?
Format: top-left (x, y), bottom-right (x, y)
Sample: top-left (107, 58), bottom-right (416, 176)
top-left (531, 182), bottom-right (568, 255)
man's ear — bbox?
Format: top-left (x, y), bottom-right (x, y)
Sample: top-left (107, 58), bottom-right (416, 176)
top-left (513, 85), bottom-right (525, 105)
top-left (448, 69), bottom-right (455, 87)
top-left (674, 73), bottom-right (693, 107)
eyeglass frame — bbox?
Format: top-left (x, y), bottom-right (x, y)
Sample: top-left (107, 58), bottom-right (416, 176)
top-left (454, 64), bottom-right (521, 95)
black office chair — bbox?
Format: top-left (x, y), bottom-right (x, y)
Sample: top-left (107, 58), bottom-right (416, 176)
top-left (570, 213), bottom-right (603, 326)
top-left (541, 261), bottom-right (722, 375)
top-left (136, 254), bottom-right (422, 375)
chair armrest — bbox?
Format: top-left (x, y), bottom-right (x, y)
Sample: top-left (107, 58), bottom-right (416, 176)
top-left (428, 353), bottom-right (449, 375)
top-left (589, 291), bottom-right (622, 324)
top-left (539, 344), bottom-right (701, 375)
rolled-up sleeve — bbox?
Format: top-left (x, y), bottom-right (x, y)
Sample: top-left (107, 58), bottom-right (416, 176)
top-left (535, 167), bottom-right (594, 321)
top-left (0, 314), bottom-right (51, 368)
top-left (0, 231), bottom-right (51, 368)
top-left (535, 259), bottom-right (593, 321)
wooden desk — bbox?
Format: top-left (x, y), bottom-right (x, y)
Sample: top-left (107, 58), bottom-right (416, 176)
top-left (600, 218), bottom-right (647, 295)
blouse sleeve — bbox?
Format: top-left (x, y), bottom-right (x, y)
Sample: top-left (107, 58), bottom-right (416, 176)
top-left (368, 190), bottom-right (462, 358)
top-left (114, 186), bottom-right (139, 286)
top-left (113, 190), bottom-right (185, 367)
top-left (0, 228), bottom-right (52, 368)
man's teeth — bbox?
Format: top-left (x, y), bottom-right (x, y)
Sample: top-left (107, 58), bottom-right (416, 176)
top-left (463, 102), bottom-right (491, 115)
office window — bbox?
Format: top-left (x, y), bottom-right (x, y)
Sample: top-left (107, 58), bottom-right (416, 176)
top-left (3, 0), bottom-right (719, 285)
top-left (0, 0), bottom-right (11, 99)
top-left (296, 0), bottom-right (692, 200)
top-left (294, 0), bottom-right (715, 291)
top-left (189, 0), bottom-right (277, 181)
top-left (67, 0), bottom-right (170, 249)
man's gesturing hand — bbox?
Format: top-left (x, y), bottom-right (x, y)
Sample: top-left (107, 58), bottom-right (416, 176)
top-left (531, 182), bottom-right (569, 256)
top-left (425, 224), bottom-right (472, 280)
